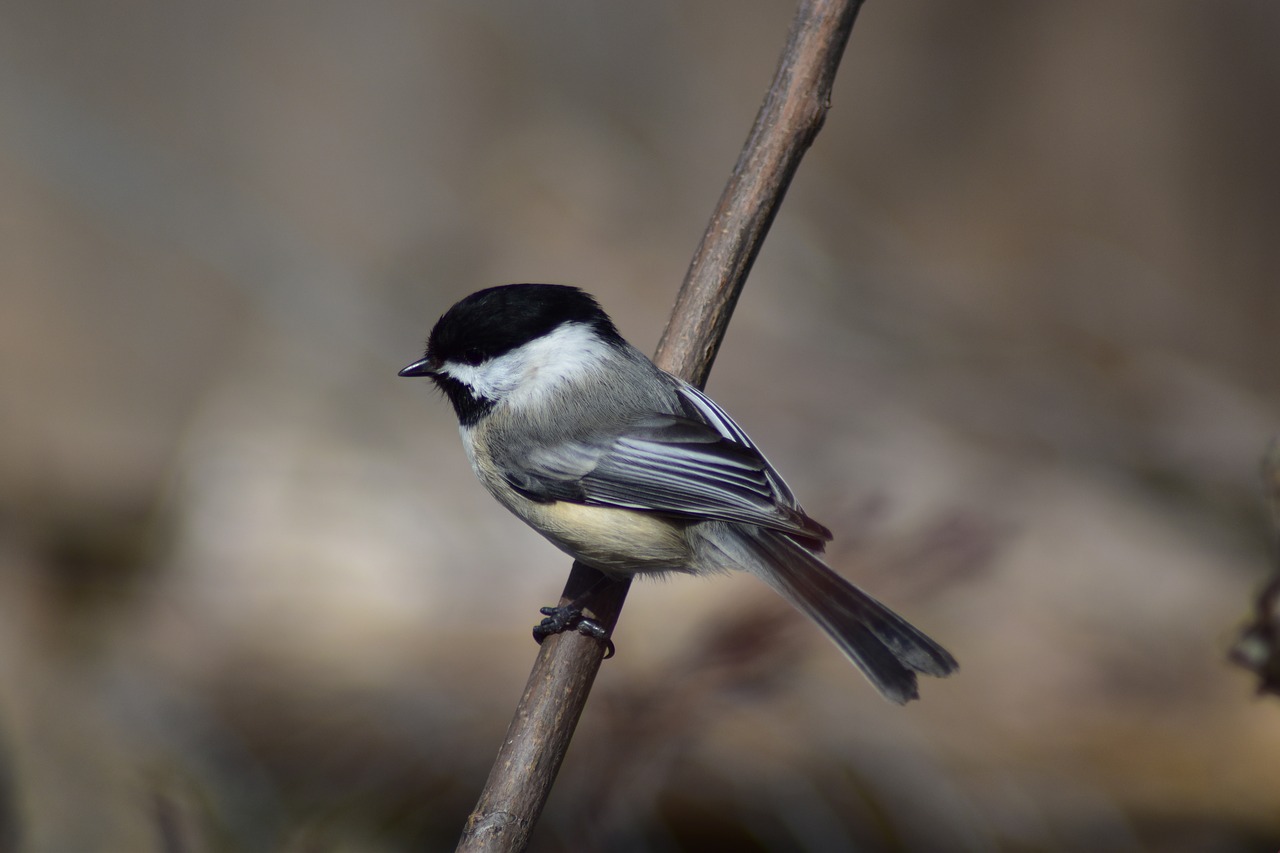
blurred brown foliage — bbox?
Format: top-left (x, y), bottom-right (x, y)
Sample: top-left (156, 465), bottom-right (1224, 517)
top-left (1, 2), bottom-right (1279, 851)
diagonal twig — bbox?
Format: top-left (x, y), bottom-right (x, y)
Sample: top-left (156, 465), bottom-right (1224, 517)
top-left (456, 2), bottom-right (865, 850)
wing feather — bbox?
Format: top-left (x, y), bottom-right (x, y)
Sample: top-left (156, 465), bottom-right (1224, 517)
top-left (504, 380), bottom-right (832, 544)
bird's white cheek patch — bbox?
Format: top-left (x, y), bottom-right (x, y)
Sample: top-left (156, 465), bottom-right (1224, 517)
top-left (439, 323), bottom-right (614, 406)
top-left (505, 323), bottom-right (615, 405)
top-left (440, 357), bottom-right (523, 402)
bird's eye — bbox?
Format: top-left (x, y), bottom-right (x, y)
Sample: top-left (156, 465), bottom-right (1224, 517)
top-left (460, 347), bottom-right (484, 365)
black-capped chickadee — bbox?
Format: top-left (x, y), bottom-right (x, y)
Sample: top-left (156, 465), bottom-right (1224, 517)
top-left (400, 284), bottom-right (957, 703)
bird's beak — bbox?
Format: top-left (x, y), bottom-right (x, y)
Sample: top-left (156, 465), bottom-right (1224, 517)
top-left (398, 355), bottom-right (440, 377)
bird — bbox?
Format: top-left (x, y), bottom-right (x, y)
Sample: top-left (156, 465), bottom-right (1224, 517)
top-left (399, 283), bottom-right (957, 703)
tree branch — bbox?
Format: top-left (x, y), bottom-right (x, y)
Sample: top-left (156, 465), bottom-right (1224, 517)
top-left (457, 2), bottom-right (865, 850)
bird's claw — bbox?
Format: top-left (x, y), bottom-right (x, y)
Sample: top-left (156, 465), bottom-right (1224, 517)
top-left (533, 605), bottom-right (615, 659)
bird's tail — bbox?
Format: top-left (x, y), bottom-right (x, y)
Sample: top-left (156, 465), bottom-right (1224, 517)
top-left (723, 528), bottom-right (958, 704)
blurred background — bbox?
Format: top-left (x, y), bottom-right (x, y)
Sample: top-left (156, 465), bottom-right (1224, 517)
top-left (2, 1), bottom-right (1279, 850)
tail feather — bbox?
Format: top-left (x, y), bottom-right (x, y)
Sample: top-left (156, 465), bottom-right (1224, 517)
top-left (733, 529), bottom-right (958, 704)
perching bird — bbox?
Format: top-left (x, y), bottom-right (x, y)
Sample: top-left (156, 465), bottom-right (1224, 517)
top-left (400, 284), bottom-right (957, 703)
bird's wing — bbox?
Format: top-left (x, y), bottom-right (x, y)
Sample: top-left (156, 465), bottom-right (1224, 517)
top-left (673, 382), bottom-right (807, 512)
top-left (503, 384), bottom-right (832, 543)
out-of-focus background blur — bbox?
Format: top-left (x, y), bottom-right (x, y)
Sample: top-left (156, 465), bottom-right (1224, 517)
top-left (2, 1), bottom-right (1278, 850)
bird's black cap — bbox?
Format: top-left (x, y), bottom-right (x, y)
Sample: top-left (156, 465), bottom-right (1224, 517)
top-left (419, 284), bottom-right (622, 369)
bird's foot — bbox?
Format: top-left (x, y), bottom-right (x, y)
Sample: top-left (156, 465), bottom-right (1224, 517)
top-left (533, 605), bottom-right (615, 659)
